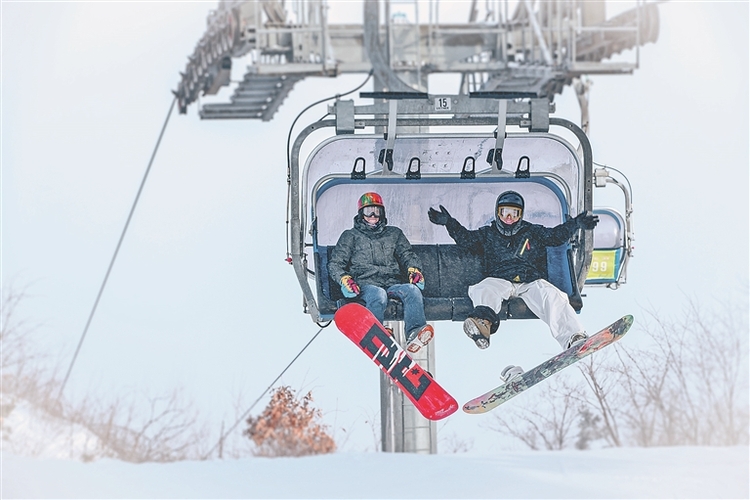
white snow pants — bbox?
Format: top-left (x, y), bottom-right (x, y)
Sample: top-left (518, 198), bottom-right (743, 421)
top-left (467, 278), bottom-right (585, 349)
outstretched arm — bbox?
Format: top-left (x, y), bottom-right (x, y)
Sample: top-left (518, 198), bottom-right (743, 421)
top-left (539, 212), bottom-right (599, 246)
top-left (428, 205), bottom-right (483, 253)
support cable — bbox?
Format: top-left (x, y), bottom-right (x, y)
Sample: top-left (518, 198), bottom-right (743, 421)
top-left (204, 326), bottom-right (325, 458)
top-left (58, 96), bottom-right (177, 400)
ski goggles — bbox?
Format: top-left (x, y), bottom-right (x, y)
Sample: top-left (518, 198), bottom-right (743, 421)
top-left (497, 205), bottom-right (522, 220)
top-left (362, 206), bottom-right (382, 218)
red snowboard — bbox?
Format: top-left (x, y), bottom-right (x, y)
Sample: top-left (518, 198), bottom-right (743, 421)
top-left (334, 303), bottom-right (458, 421)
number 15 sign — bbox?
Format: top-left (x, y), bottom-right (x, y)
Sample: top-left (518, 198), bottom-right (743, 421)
top-left (434, 96), bottom-right (452, 111)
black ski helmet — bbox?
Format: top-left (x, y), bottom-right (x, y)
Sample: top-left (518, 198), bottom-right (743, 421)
top-left (495, 190), bottom-right (525, 235)
top-left (496, 190), bottom-right (524, 211)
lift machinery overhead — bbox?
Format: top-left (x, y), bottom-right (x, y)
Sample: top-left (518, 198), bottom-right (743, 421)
top-left (175, 0), bottom-right (659, 121)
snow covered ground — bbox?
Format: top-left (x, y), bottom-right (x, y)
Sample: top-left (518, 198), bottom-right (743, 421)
top-left (4, 446), bottom-right (748, 499)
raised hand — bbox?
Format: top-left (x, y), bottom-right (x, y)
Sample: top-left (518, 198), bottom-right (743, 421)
top-left (428, 205), bottom-right (452, 226)
top-left (575, 211), bottom-right (599, 230)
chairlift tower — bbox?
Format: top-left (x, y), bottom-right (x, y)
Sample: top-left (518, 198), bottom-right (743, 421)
top-left (176, 0), bottom-right (658, 121)
top-left (176, 0), bottom-right (657, 454)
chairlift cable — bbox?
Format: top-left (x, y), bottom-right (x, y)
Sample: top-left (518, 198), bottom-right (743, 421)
top-left (57, 96), bottom-right (177, 400)
top-left (285, 71), bottom-right (373, 262)
top-left (204, 325), bottom-right (325, 458)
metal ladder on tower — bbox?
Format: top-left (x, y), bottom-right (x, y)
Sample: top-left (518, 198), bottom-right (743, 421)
top-left (200, 74), bottom-right (304, 120)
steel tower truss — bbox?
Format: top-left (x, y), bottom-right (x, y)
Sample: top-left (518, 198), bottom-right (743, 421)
top-left (174, 0), bottom-right (659, 120)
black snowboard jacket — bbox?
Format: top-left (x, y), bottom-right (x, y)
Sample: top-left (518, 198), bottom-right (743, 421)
top-left (445, 217), bottom-right (579, 283)
top-left (328, 217), bottom-right (421, 289)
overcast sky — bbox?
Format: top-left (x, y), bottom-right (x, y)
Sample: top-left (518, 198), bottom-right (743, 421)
top-left (2, 1), bottom-right (748, 453)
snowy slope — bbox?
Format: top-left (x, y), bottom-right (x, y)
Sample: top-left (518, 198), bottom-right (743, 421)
top-left (4, 446), bottom-right (748, 499)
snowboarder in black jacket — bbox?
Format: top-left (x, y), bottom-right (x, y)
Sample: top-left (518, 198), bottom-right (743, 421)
top-left (428, 190), bottom-right (598, 350)
top-left (329, 192), bottom-right (434, 353)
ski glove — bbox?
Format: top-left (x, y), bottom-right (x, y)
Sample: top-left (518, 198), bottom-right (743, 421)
top-left (408, 267), bottom-right (425, 290)
top-left (340, 275), bottom-right (360, 298)
top-left (575, 211), bottom-right (599, 230)
top-left (428, 205), bottom-right (452, 226)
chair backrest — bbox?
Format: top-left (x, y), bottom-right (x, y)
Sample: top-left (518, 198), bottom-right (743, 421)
top-left (314, 177), bottom-right (568, 246)
top-left (586, 208), bottom-right (627, 285)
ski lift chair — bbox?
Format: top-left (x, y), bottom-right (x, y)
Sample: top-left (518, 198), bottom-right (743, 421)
top-left (305, 134), bottom-right (587, 323)
top-left (585, 208), bottom-right (629, 287)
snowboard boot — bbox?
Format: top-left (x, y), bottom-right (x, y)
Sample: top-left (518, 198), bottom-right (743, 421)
top-left (463, 317), bottom-right (492, 349)
top-left (406, 324), bottom-right (435, 354)
top-left (566, 332), bottom-right (588, 349)
top-left (500, 364), bottom-right (524, 382)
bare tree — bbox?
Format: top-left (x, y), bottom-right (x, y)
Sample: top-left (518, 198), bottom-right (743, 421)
top-left (211, 387), bottom-right (259, 459)
top-left (489, 376), bottom-right (582, 450)
top-left (575, 407), bottom-right (604, 450)
top-left (1, 286), bottom-right (31, 372)
top-left (1, 285), bottom-right (63, 447)
top-left (439, 419), bottom-right (474, 453)
top-left (361, 407), bottom-right (382, 453)
top-left (2, 286), bottom-right (211, 462)
top-left (580, 300), bottom-right (749, 448)
top-left (67, 389), bottom-right (209, 462)
top-left (1, 286), bottom-right (54, 393)
top-left (576, 356), bottom-right (623, 447)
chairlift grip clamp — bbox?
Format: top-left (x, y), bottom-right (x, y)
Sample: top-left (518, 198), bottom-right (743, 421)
top-left (377, 100), bottom-right (399, 174)
top-left (594, 167), bottom-right (609, 188)
top-left (489, 100), bottom-right (508, 170)
top-left (378, 148), bottom-right (394, 172)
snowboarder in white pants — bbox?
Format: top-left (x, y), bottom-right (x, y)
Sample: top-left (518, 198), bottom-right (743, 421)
top-left (468, 278), bottom-right (583, 349)
top-left (428, 190), bottom-right (598, 350)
